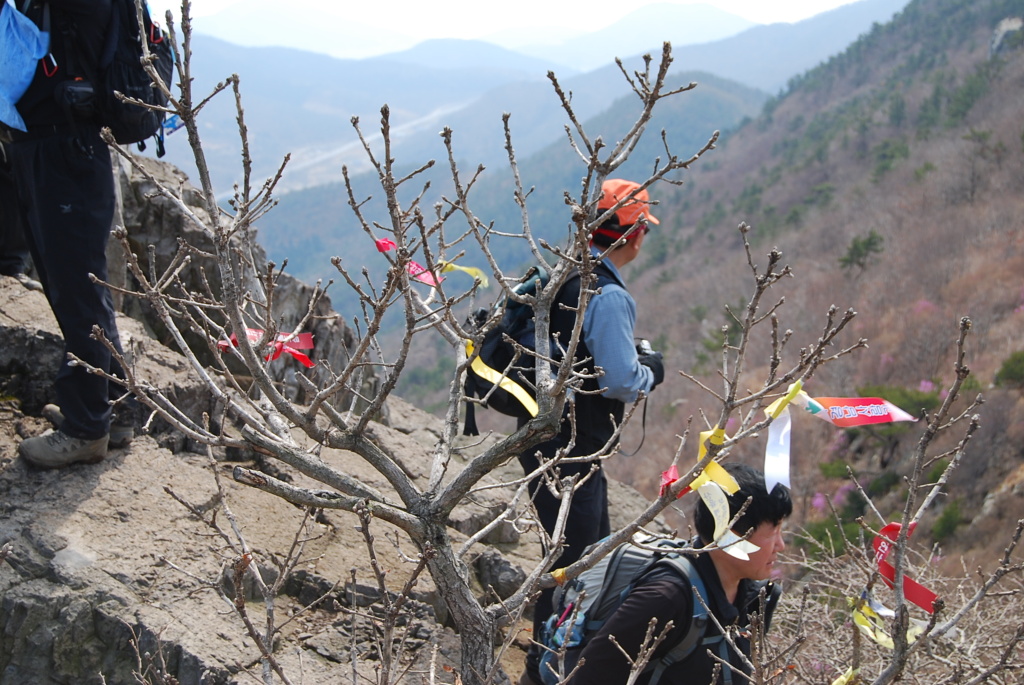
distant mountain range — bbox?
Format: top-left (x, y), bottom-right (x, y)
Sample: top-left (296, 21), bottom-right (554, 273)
top-left (484, 3), bottom-right (759, 71)
top-left (181, 1), bottom-right (757, 63)
top-left (160, 36), bottom-right (563, 197)
top-left (256, 68), bottom-right (768, 298)
top-left (159, 0), bottom-right (910, 197)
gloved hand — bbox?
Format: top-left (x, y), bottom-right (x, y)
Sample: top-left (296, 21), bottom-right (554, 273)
top-left (638, 350), bottom-right (665, 389)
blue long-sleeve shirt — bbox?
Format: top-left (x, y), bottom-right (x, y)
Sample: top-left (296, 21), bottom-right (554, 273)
top-left (581, 249), bottom-right (655, 403)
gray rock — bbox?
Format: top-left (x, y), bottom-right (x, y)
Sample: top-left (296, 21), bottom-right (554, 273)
top-left (474, 548), bottom-right (527, 601)
top-left (114, 155), bottom-right (365, 410)
top-left (0, 278), bottom-right (216, 448)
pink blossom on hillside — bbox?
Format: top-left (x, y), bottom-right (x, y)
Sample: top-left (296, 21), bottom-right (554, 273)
top-left (834, 482), bottom-right (855, 508)
top-left (828, 431), bottom-right (849, 455)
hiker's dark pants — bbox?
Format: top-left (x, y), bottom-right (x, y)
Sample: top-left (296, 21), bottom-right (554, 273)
top-left (8, 125), bottom-right (124, 440)
top-left (0, 143), bottom-right (31, 277)
top-left (519, 439), bottom-right (611, 679)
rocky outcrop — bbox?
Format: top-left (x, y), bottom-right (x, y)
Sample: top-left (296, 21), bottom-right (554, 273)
top-left (0, 278), bottom-right (213, 435)
top-left (0, 407), bottom-right (464, 685)
top-left (112, 155), bottom-right (365, 408)
top-left (0, 349), bottom-right (474, 685)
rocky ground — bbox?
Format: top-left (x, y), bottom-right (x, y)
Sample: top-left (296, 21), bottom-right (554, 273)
top-left (0, 275), bottom-right (656, 685)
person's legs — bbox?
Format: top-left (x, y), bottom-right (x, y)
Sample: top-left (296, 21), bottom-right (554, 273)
top-left (10, 128), bottom-right (121, 454)
top-left (519, 441), bottom-right (611, 683)
top-left (0, 142), bottom-right (33, 280)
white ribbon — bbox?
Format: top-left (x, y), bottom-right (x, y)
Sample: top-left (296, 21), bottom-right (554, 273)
top-left (763, 405), bottom-right (792, 493)
top-left (699, 482), bottom-right (761, 560)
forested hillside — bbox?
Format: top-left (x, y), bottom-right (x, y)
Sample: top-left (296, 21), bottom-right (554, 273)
top-left (610, 0), bottom-right (1024, 565)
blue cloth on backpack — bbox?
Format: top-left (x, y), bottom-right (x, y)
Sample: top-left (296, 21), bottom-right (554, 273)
top-left (0, 0), bottom-right (49, 131)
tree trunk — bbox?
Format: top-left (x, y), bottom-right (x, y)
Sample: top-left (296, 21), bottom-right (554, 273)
top-left (422, 523), bottom-right (503, 685)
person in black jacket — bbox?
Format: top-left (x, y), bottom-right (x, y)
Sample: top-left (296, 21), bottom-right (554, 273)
top-left (519, 179), bottom-right (666, 685)
top-left (5, 0), bottom-right (132, 468)
top-left (568, 463), bottom-right (792, 685)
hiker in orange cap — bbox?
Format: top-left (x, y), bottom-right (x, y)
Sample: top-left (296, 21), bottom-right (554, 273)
top-left (519, 178), bottom-right (665, 685)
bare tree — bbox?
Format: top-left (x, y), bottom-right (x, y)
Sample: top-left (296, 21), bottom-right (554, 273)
top-left (82, 2), bottom-right (1021, 684)
top-left (92, 5), bottom-right (714, 680)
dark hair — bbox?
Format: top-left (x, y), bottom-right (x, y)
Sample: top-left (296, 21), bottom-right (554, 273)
top-left (694, 463), bottom-right (792, 544)
top-left (591, 215), bottom-right (627, 248)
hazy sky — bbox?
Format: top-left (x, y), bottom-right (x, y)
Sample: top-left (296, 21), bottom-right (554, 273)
top-left (149, 0), bottom-right (865, 42)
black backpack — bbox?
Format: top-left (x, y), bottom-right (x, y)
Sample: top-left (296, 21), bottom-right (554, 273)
top-left (462, 262), bottom-right (623, 435)
top-left (538, 535), bottom-right (779, 685)
top-left (463, 265), bottom-right (553, 435)
top-left (46, 0), bottom-right (174, 155)
top-left (463, 262), bottom-right (617, 435)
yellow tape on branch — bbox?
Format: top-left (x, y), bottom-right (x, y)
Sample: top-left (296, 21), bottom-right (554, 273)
top-left (441, 262), bottom-right (490, 287)
top-left (693, 429), bottom-right (740, 494)
top-left (465, 340), bottom-right (539, 418)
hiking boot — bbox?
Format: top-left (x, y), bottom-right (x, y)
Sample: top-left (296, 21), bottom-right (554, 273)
top-left (41, 403), bottom-right (134, 448)
top-left (19, 430), bottom-right (108, 469)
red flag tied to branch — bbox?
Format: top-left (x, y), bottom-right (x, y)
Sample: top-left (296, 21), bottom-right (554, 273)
top-left (217, 328), bottom-right (315, 368)
top-left (872, 522), bottom-right (938, 613)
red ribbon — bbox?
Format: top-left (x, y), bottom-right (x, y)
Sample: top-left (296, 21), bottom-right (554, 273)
top-left (374, 238), bottom-right (441, 286)
top-left (659, 464), bottom-right (692, 499)
top-left (872, 522), bottom-right (938, 613)
top-left (217, 328), bottom-right (315, 368)
top-left (406, 261), bottom-right (440, 286)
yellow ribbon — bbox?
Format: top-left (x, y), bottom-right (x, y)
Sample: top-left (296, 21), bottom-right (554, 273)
top-left (853, 602), bottom-right (895, 649)
top-left (851, 597), bottom-right (925, 649)
top-left (441, 262), bottom-right (489, 288)
top-left (551, 568), bottom-right (567, 586)
top-left (465, 340), bottom-right (539, 417)
top-left (765, 380), bottom-right (804, 419)
top-left (691, 428), bottom-right (747, 555)
top-left (693, 429), bottom-right (739, 494)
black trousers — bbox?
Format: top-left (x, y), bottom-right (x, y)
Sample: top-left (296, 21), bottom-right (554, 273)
top-left (0, 142), bottom-right (31, 277)
top-left (519, 437), bottom-right (611, 679)
top-left (8, 126), bottom-right (124, 439)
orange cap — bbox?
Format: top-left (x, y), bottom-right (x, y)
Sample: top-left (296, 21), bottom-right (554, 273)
top-left (597, 179), bottom-right (660, 227)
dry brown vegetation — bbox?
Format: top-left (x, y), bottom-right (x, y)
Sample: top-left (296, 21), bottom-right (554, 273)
top-left (610, 2), bottom-right (1024, 564)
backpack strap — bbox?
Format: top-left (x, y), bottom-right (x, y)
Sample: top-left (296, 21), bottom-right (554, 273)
top-left (581, 541), bottom-right (638, 632)
top-left (643, 555), bottom-right (736, 685)
top-left (643, 556), bottom-right (705, 684)
top-left (462, 400), bottom-right (479, 436)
